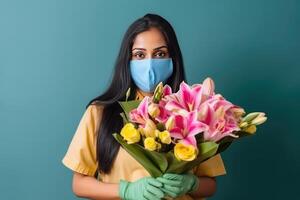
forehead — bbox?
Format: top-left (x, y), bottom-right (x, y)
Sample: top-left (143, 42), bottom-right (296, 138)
top-left (132, 27), bottom-right (167, 49)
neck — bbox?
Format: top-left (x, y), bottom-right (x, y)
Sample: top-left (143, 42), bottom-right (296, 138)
top-left (136, 89), bottom-right (153, 97)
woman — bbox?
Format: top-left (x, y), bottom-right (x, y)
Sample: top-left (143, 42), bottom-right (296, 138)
top-left (62, 13), bottom-right (226, 200)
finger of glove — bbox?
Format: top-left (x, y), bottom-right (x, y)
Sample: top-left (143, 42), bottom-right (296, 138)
top-left (146, 184), bottom-right (164, 198)
top-left (163, 184), bottom-right (182, 194)
top-left (183, 175), bottom-right (198, 189)
top-left (143, 190), bottom-right (162, 200)
top-left (147, 178), bottom-right (163, 188)
top-left (162, 173), bottom-right (184, 181)
top-left (160, 187), bottom-right (179, 198)
top-left (156, 177), bottom-right (181, 187)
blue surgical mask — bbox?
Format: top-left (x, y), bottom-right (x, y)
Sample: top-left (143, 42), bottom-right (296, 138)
top-left (130, 58), bottom-right (173, 92)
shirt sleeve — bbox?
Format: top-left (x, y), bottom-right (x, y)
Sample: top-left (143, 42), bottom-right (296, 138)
top-left (192, 154), bottom-right (227, 177)
top-left (62, 104), bottom-right (104, 176)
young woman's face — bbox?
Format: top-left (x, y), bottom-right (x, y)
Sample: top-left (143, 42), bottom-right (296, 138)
top-left (131, 27), bottom-right (170, 60)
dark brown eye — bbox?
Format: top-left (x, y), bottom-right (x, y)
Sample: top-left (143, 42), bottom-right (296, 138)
top-left (134, 52), bottom-right (145, 59)
top-left (154, 51), bottom-right (167, 58)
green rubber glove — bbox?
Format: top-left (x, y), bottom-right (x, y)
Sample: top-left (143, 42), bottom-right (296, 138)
top-left (119, 177), bottom-right (165, 200)
top-left (156, 173), bottom-right (199, 198)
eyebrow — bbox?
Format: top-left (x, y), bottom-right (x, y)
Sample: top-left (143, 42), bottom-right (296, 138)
top-left (132, 45), bottom-right (168, 51)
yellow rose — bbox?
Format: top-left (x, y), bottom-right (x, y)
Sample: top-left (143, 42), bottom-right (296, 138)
top-left (174, 143), bottom-right (197, 161)
top-left (158, 130), bottom-right (171, 144)
top-left (139, 119), bottom-right (156, 137)
top-left (144, 137), bottom-right (158, 151)
top-left (120, 123), bottom-right (141, 144)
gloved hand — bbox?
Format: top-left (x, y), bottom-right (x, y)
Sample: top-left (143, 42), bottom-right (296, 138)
top-left (156, 173), bottom-right (199, 198)
top-left (119, 177), bottom-right (165, 200)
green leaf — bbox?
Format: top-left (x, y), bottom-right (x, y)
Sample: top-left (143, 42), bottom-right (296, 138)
top-left (113, 133), bottom-right (168, 178)
top-left (118, 100), bottom-right (141, 120)
top-left (119, 112), bottom-right (129, 124)
top-left (165, 142), bottom-right (219, 174)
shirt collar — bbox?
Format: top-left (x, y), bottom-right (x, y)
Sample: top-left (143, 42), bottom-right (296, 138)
top-left (135, 89), bottom-right (146, 100)
top-left (135, 89), bottom-right (154, 100)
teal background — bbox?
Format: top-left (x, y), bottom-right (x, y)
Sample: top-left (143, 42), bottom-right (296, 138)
top-left (0, 0), bottom-right (299, 199)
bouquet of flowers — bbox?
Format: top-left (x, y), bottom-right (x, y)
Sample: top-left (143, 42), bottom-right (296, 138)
top-left (113, 77), bottom-right (267, 178)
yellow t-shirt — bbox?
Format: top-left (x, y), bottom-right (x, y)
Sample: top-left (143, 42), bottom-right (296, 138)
top-left (62, 91), bottom-right (226, 200)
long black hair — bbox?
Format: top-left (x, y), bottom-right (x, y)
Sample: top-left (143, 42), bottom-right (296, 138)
top-left (87, 13), bottom-right (186, 175)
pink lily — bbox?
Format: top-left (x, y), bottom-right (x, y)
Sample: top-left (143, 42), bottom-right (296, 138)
top-left (165, 78), bottom-right (215, 116)
top-left (198, 99), bottom-right (240, 142)
top-left (154, 100), bottom-right (172, 123)
top-left (165, 81), bottom-right (203, 116)
top-left (129, 87), bottom-right (174, 125)
top-left (129, 96), bottom-right (150, 125)
top-left (169, 111), bottom-right (208, 147)
top-left (163, 84), bottom-right (172, 96)
top-left (149, 84), bottom-right (173, 123)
